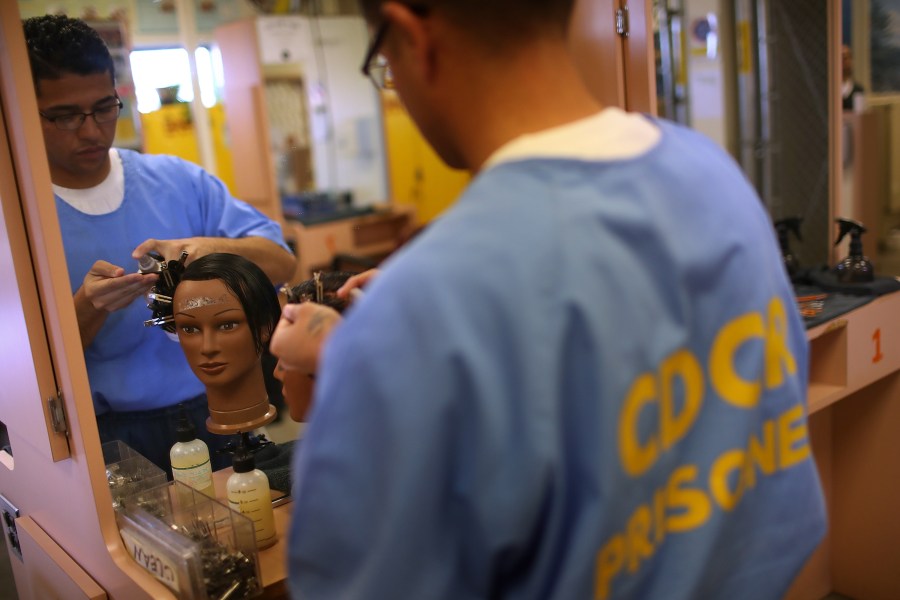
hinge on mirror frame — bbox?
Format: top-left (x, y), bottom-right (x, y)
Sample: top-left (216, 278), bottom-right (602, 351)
top-left (0, 493), bottom-right (21, 561)
top-left (616, 6), bottom-right (630, 37)
top-left (47, 392), bottom-right (68, 435)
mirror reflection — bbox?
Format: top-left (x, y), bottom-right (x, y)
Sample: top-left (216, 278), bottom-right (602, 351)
top-left (654, 0), bottom-right (831, 271)
top-left (15, 0), bottom-right (900, 469)
top-left (654, 0), bottom-right (900, 278)
top-left (15, 0), bottom-right (470, 466)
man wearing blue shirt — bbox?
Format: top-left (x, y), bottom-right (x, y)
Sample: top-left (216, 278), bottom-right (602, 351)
top-left (23, 15), bottom-right (296, 471)
top-left (269, 1), bottom-right (827, 598)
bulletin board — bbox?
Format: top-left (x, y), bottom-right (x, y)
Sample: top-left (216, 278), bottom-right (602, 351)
top-left (17, 0), bottom-right (244, 34)
top-left (134, 0), bottom-right (244, 34)
top-left (17, 0), bottom-right (130, 21)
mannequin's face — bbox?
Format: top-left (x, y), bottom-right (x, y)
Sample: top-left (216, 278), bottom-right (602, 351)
top-left (273, 359), bottom-right (314, 422)
top-left (173, 279), bottom-right (260, 391)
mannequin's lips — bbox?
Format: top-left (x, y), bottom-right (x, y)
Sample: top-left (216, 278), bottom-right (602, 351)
top-left (199, 362), bottom-right (226, 375)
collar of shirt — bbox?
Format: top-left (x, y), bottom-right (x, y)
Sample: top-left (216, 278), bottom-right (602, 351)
top-left (483, 107), bottom-right (662, 171)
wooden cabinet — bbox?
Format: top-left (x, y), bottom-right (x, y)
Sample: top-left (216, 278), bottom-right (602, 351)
top-left (15, 517), bottom-right (108, 600)
top-left (838, 110), bottom-right (889, 264)
top-left (570, 0), bottom-right (656, 113)
top-left (213, 18), bottom-right (283, 226)
top-left (785, 292), bottom-right (900, 600)
top-left (286, 205), bottom-right (415, 281)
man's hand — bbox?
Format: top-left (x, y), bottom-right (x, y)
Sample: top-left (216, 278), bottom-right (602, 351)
top-left (336, 268), bottom-right (380, 300)
top-left (270, 302), bottom-right (342, 376)
top-left (132, 236), bottom-right (296, 284)
top-left (132, 237), bottom-right (219, 266)
top-left (74, 260), bottom-right (158, 347)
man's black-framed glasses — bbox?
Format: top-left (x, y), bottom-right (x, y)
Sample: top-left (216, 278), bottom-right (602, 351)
top-left (39, 97), bottom-right (124, 131)
top-left (360, 4), bottom-right (430, 91)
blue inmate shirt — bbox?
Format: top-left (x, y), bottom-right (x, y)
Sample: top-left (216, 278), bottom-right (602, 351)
top-left (56, 149), bottom-right (290, 414)
top-left (288, 110), bottom-right (826, 600)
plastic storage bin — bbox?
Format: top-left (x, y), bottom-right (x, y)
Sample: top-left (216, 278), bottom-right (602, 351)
top-left (102, 440), bottom-right (168, 510)
top-left (117, 480), bottom-right (262, 600)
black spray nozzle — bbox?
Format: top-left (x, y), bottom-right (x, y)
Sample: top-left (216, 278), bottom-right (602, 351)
top-left (834, 217), bottom-right (866, 245)
top-left (774, 216), bottom-right (803, 278)
top-left (834, 218), bottom-right (867, 257)
top-left (175, 403), bottom-right (196, 443)
top-left (232, 431), bottom-right (271, 473)
top-left (774, 216), bottom-right (803, 243)
top-left (833, 217), bottom-right (873, 282)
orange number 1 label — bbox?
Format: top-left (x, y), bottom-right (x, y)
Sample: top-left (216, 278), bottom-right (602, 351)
top-left (872, 328), bottom-right (884, 364)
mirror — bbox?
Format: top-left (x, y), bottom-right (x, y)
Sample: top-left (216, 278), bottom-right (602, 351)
top-left (846, 0), bottom-right (900, 276)
top-left (14, 0), bottom-right (312, 474)
top-left (654, 0), bottom-right (832, 270)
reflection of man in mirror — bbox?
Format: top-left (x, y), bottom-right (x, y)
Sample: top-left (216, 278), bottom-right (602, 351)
top-left (273, 271), bottom-right (357, 422)
top-left (22, 15), bottom-right (296, 472)
top-left (842, 44), bottom-right (865, 111)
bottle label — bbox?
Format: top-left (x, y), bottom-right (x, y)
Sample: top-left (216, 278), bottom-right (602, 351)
top-left (120, 526), bottom-right (181, 592)
top-left (172, 458), bottom-right (213, 491)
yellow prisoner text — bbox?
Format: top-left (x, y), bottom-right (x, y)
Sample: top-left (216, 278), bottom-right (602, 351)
top-left (595, 297), bottom-right (809, 599)
top-left (618, 297), bottom-right (796, 478)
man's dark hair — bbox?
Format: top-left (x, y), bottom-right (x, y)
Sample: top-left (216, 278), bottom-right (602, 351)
top-left (179, 253), bottom-right (282, 355)
top-left (358, 0), bottom-right (576, 46)
top-left (285, 272), bottom-right (355, 314)
top-left (22, 15), bottom-right (115, 95)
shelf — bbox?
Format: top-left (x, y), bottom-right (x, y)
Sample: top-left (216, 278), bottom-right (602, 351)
top-left (285, 205), bottom-right (414, 282)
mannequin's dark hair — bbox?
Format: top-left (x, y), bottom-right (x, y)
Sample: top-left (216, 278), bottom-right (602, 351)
top-left (284, 272), bottom-right (354, 314)
top-left (22, 15), bottom-right (115, 94)
top-left (357, 0), bottom-right (576, 46)
top-left (179, 253), bottom-right (281, 355)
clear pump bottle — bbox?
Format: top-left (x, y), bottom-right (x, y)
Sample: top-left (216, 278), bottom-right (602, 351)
top-left (170, 405), bottom-right (216, 501)
top-left (227, 433), bottom-right (277, 549)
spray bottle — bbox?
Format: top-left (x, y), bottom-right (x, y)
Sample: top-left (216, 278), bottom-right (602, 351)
top-left (170, 404), bottom-right (216, 502)
top-left (774, 216), bottom-right (803, 278)
top-left (833, 217), bottom-right (874, 283)
top-left (227, 432), bottom-right (277, 549)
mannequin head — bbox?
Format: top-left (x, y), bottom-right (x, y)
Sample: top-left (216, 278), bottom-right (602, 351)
top-left (173, 253), bottom-right (281, 432)
top-left (275, 271), bottom-right (353, 421)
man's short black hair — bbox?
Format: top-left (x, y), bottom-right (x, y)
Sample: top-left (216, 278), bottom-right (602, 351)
top-left (358, 0), bottom-right (576, 47)
top-left (285, 272), bottom-right (355, 314)
top-left (22, 14), bottom-right (115, 95)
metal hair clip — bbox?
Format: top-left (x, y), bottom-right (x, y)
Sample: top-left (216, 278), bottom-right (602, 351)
top-left (314, 271), bottom-right (323, 303)
top-left (144, 251), bottom-right (189, 332)
top-left (146, 292), bottom-right (172, 304)
top-left (143, 315), bottom-right (174, 328)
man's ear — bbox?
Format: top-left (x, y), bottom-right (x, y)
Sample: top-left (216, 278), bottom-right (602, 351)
top-left (381, 1), bottom-right (438, 84)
